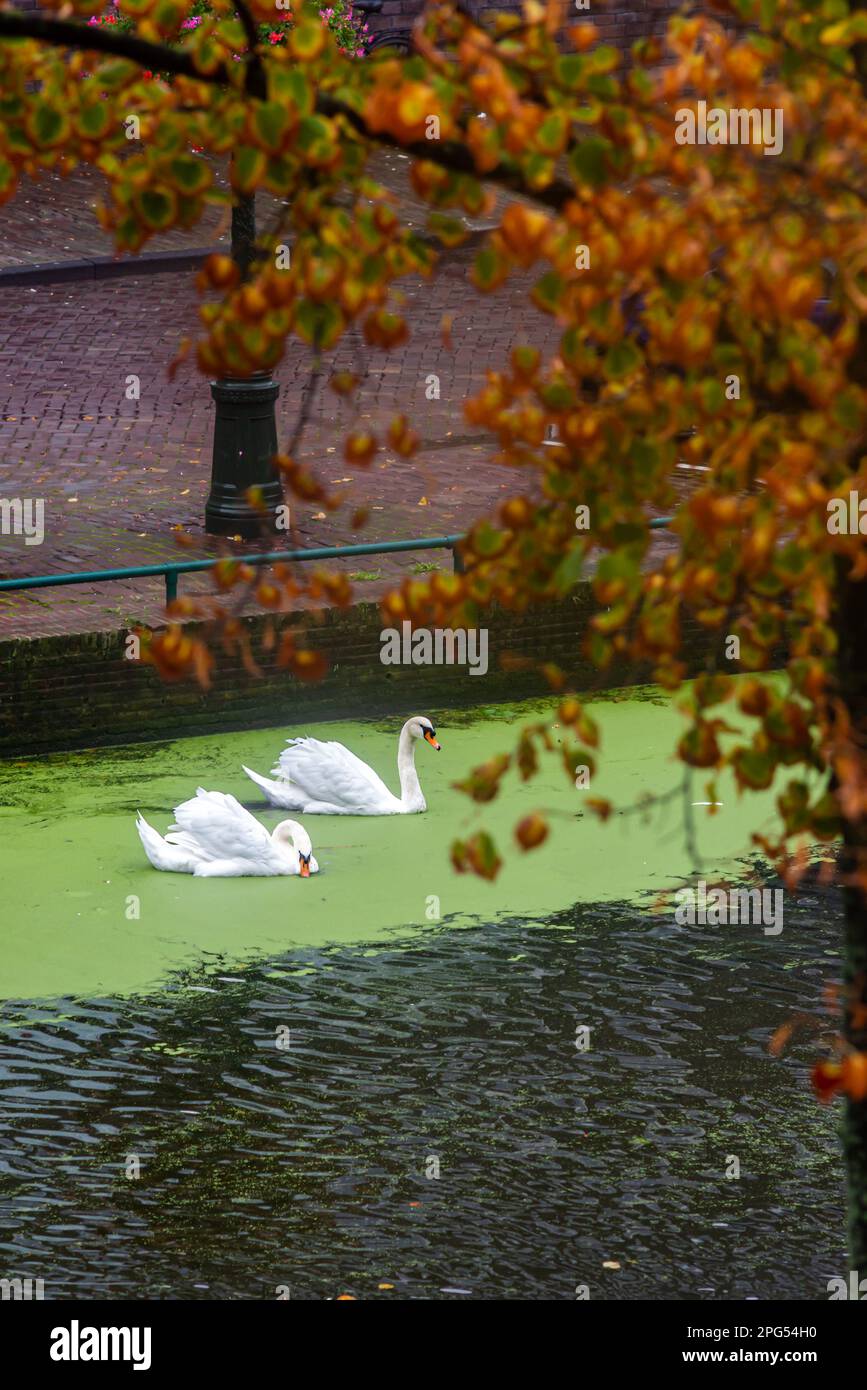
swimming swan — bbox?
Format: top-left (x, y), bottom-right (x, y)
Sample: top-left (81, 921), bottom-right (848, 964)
top-left (242, 715), bottom-right (441, 815)
top-left (136, 788), bottom-right (319, 877)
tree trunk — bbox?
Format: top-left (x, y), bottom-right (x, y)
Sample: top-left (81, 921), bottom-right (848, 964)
top-left (835, 553), bottom-right (867, 1275)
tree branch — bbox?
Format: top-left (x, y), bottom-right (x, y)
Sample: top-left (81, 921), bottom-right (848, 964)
top-left (232, 0), bottom-right (265, 97)
top-left (0, 10), bottom-right (264, 95)
top-left (0, 10), bottom-right (574, 212)
top-left (315, 94), bottom-right (574, 212)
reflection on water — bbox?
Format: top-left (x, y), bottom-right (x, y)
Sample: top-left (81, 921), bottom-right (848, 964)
top-left (0, 888), bottom-right (846, 1300)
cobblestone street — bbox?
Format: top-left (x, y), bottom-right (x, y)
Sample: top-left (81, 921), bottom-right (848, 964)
top-left (0, 157), bottom-right (680, 639)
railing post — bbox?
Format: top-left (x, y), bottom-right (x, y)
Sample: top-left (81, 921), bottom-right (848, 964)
top-left (165, 571), bottom-right (178, 605)
top-left (452, 545), bottom-right (465, 575)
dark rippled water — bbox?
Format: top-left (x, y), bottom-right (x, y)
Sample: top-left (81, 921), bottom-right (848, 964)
top-left (0, 890), bottom-right (846, 1300)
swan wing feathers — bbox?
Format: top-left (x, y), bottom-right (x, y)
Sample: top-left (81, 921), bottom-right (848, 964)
top-left (276, 738), bottom-right (395, 811)
top-left (170, 788), bottom-right (272, 862)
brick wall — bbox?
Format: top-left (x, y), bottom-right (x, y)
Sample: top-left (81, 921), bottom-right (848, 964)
top-left (366, 0), bottom-right (689, 52)
top-left (0, 589), bottom-right (760, 757)
top-left (7, 2), bottom-right (695, 48)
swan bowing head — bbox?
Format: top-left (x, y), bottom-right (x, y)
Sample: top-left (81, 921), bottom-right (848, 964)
top-left (407, 715), bottom-right (441, 751)
top-left (272, 819), bottom-right (319, 877)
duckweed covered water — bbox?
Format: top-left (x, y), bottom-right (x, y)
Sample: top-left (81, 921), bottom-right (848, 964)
top-left (0, 690), bottom-right (846, 1298)
top-left (2, 687), bottom-right (790, 1000)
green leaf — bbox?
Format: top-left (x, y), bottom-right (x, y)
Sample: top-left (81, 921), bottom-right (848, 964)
top-left (27, 102), bottom-right (68, 149)
top-left (604, 340), bottom-right (641, 378)
top-left (153, 0), bottom-right (184, 29)
top-left (539, 380), bottom-right (575, 410)
top-left (553, 545), bottom-right (585, 592)
top-left (569, 137), bottom-right (610, 188)
top-left (833, 388), bottom-right (863, 431)
top-left (296, 115), bottom-right (335, 166)
top-left (359, 253), bottom-right (386, 286)
top-left (294, 299), bottom-right (344, 350)
top-left (589, 44), bottom-right (619, 73)
top-left (700, 378), bottom-right (726, 413)
top-left (0, 157), bottom-right (16, 202)
top-left (629, 438), bottom-right (660, 475)
top-left (473, 245), bottom-right (503, 291)
top-left (263, 156), bottom-right (295, 196)
top-left (290, 17), bottom-right (326, 60)
top-left (218, 18), bottom-right (246, 49)
top-left (232, 146), bottom-right (267, 194)
top-left (536, 112), bottom-right (568, 154)
top-left (427, 212), bottom-right (468, 248)
top-left (531, 270), bottom-right (565, 315)
top-left (733, 746), bottom-right (775, 790)
top-left (169, 156), bottom-right (210, 195)
top-left (78, 103), bottom-right (112, 140)
top-left (252, 102), bottom-right (290, 154)
top-left (596, 549), bottom-right (640, 588)
top-left (472, 521), bottom-right (508, 558)
top-left (466, 831), bottom-right (502, 881)
top-left (92, 61), bottom-right (138, 89)
top-left (134, 188), bottom-right (177, 230)
top-left (585, 75), bottom-right (619, 99)
top-left (555, 54), bottom-right (586, 88)
top-left (268, 67), bottom-right (313, 115)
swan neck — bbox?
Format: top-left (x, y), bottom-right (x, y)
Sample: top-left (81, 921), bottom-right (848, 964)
top-left (272, 821), bottom-right (300, 859)
top-left (397, 723), bottom-right (424, 809)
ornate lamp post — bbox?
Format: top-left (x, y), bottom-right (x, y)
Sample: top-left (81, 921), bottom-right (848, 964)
top-left (205, 4), bottom-right (385, 538)
top-left (205, 193), bottom-right (283, 538)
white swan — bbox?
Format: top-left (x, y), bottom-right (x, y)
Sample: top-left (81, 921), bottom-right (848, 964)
top-left (242, 715), bottom-right (441, 815)
top-left (136, 788), bottom-right (319, 877)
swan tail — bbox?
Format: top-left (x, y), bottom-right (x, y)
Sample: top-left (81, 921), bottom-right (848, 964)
top-left (242, 764), bottom-right (304, 810)
top-left (136, 813), bottom-right (191, 873)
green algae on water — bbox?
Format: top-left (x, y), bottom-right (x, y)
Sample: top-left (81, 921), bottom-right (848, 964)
top-left (0, 684), bottom-right (800, 1000)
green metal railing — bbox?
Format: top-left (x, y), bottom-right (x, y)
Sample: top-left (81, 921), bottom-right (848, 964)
top-left (0, 535), bottom-right (465, 606)
top-left (0, 520), bottom-right (672, 607)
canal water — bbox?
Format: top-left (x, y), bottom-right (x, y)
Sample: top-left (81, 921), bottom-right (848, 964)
top-left (0, 690), bottom-right (846, 1298)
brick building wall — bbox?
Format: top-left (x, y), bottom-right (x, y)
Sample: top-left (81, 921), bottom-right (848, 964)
top-left (7, 1), bottom-right (693, 48)
top-left (365, 0), bottom-right (689, 53)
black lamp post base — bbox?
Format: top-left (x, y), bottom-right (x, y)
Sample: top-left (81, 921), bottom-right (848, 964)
top-left (205, 375), bottom-right (283, 538)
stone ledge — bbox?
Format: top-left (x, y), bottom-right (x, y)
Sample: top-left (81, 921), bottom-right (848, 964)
top-left (0, 586), bottom-right (759, 757)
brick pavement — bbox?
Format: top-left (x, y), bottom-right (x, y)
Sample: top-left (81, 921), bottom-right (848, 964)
top-left (0, 156), bottom-right (684, 641)
top-left (0, 246), bottom-right (554, 638)
top-left (0, 151), bottom-right (503, 274)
